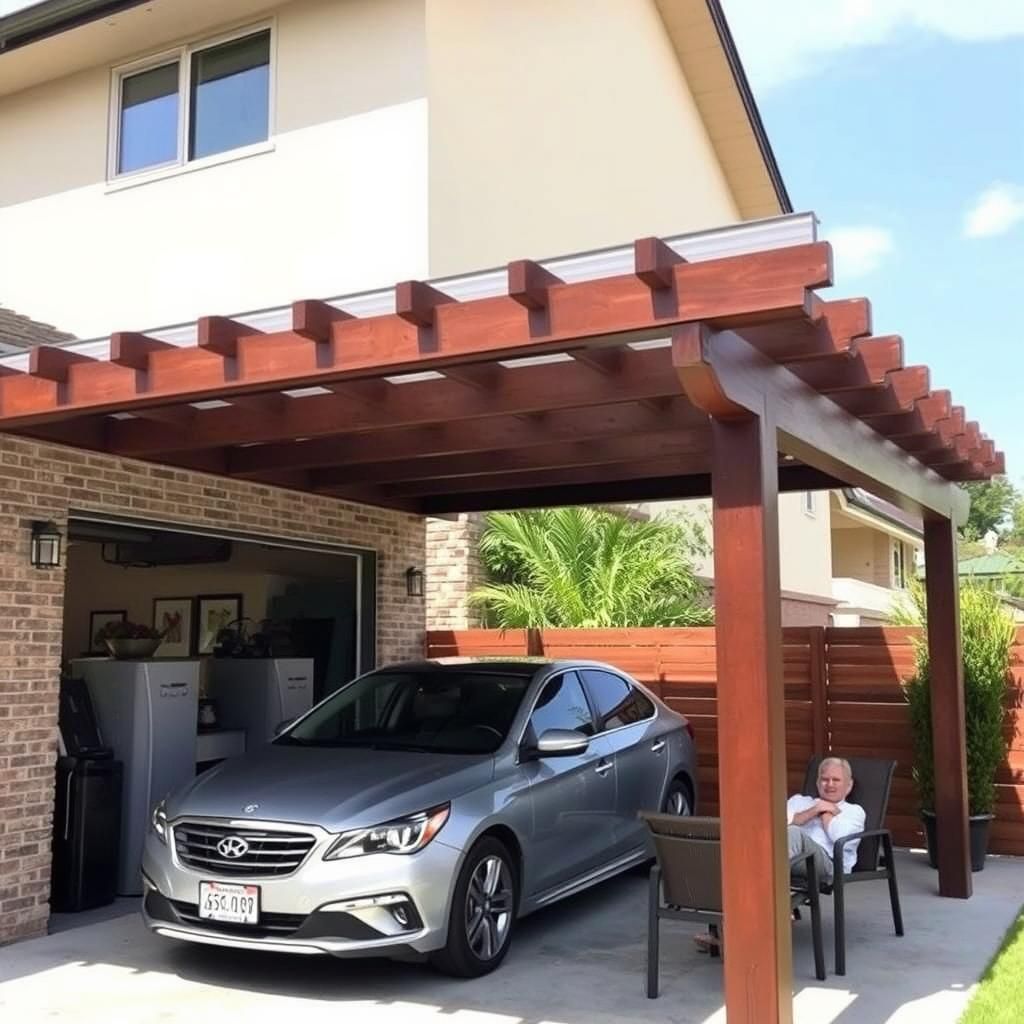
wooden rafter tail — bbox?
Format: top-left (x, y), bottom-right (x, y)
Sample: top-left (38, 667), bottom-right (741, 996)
top-left (109, 332), bottom-right (174, 370)
top-left (197, 316), bottom-right (264, 357)
top-left (507, 259), bottom-right (563, 310)
top-left (672, 323), bottom-right (748, 419)
top-left (30, 345), bottom-right (96, 381)
top-left (633, 236), bottom-right (686, 290)
top-left (790, 334), bottom-right (903, 392)
top-left (290, 299), bottom-right (353, 343)
top-left (395, 280), bottom-right (455, 327)
top-left (935, 406), bottom-right (967, 444)
top-left (886, 365), bottom-right (930, 406)
top-left (736, 295), bottom-right (871, 362)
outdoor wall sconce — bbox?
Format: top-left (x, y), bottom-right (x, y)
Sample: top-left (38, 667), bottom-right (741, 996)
top-left (405, 566), bottom-right (425, 598)
top-left (30, 520), bottom-right (63, 569)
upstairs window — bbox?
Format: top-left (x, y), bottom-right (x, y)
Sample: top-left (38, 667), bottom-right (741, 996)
top-left (113, 27), bottom-right (271, 178)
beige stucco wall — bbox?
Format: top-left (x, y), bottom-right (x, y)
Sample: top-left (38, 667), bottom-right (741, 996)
top-left (424, 0), bottom-right (742, 276)
top-left (832, 525), bottom-right (879, 581)
top-left (0, 0), bottom-right (428, 337)
top-left (647, 493), bottom-right (834, 603)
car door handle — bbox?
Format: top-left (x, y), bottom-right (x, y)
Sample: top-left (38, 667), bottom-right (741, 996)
top-left (650, 740), bottom-right (666, 753)
top-left (594, 760), bottom-right (613, 776)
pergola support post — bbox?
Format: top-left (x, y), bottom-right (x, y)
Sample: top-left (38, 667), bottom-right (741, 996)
top-left (923, 514), bottom-right (972, 898)
top-left (711, 411), bottom-right (793, 1024)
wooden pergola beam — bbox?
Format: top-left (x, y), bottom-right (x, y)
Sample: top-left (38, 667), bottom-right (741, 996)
top-left (101, 348), bottom-right (688, 458)
top-left (309, 430), bottom-right (709, 489)
top-left (227, 399), bottom-right (707, 477)
top-left (673, 325), bottom-right (969, 523)
top-left (417, 464), bottom-right (846, 515)
top-left (0, 242), bottom-right (832, 425)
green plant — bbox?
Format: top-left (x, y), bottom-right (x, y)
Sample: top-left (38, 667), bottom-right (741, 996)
top-left (892, 580), bottom-right (1015, 815)
top-left (469, 506), bottom-right (713, 628)
top-left (94, 620), bottom-right (163, 644)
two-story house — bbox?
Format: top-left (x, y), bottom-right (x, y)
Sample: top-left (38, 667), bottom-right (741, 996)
top-left (0, 0), bottom-right (810, 945)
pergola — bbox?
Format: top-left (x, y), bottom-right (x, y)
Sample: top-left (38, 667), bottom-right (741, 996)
top-left (0, 216), bottom-right (1003, 1022)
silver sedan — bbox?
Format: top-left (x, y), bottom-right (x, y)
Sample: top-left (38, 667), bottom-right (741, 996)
top-left (142, 658), bottom-right (697, 976)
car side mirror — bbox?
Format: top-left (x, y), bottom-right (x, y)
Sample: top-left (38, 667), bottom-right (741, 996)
top-left (535, 728), bottom-right (590, 757)
top-left (273, 718), bottom-right (295, 737)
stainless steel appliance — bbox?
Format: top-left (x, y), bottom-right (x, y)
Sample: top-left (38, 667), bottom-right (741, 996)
top-left (71, 659), bottom-right (199, 896)
top-left (207, 658), bottom-right (314, 746)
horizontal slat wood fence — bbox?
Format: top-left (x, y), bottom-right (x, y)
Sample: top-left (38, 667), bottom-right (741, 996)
top-left (425, 626), bottom-right (1024, 854)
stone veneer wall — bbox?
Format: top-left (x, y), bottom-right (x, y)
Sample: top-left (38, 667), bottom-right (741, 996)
top-left (0, 434), bottom-right (425, 944)
top-left (425, 513), bottom-right (486, 630)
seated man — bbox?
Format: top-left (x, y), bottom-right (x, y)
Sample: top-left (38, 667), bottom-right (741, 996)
top-left (787, 756), bottom-right (866, 885)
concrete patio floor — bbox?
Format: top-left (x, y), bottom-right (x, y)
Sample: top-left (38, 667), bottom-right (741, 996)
top-left (1, 849), bottom-right (1020, 1024)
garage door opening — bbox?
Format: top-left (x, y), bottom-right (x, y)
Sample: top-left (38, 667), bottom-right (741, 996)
top-left (51, 512), bottom-right (377, 916)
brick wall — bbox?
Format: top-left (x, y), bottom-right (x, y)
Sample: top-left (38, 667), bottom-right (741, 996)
top-left (0, 433), bottom-right (425, 944)
top-left (425, 513), bottom-right (486, 630)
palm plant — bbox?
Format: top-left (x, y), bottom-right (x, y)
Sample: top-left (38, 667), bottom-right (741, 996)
top-left (469, 507), bottom-right (713, 628)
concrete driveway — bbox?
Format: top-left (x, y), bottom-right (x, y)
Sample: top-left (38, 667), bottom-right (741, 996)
top-left (2, 850), bottom-right (1021, 1024)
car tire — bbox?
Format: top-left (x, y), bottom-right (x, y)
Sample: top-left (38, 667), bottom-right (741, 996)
top-left (663, 777), bottom-right (693, 816)
top-left (430, 837), bottom-right (518, 978)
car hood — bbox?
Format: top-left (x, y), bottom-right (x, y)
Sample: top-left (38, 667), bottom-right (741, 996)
top-left (166, 744), bottom-right (494, 830)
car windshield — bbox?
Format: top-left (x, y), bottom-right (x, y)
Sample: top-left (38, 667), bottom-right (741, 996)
top-left (275, 670), bottom-right (532, 755)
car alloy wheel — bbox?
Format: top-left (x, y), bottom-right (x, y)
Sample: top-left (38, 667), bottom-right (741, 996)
top-left (664, 781), bottom-right (692, 816)
top-left (465, 854), bottom-right (514, 961)
top-left (431, 836), bottom-right (518, 977)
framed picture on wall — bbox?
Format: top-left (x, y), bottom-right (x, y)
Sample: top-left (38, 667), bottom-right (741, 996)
top-left (195, 593), bottom-right (243, 655)
top-left (88, 609), bottom-right (126, 654)
top-left (152, 597), bottom-right (194, 658)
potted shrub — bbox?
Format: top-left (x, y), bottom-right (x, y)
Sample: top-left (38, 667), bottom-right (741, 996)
top-left (894, 581), bottom-right (1015, 871)
top-left (94, 620), bottom-right (164, 659)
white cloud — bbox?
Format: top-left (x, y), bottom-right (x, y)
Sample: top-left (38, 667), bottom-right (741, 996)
top-left (963, 183), bottom-right (1024, 238)
top-left (722, 0), bottom-right (1024, 90)
top-left (828, 226), bottom-right (894, 279)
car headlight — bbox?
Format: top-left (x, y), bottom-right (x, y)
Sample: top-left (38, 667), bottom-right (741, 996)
top-left (323, 804), bottom-right (450, 861)
top-left (151, 799), bottom-right (168, 844)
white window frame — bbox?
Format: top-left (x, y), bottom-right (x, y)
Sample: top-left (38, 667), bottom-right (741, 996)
top-left (892, 538), bottom-right (907, 589)
top-left (802, 491), bottom-right (816, 517)
top-left (107, 20), bottom-right (275, 184)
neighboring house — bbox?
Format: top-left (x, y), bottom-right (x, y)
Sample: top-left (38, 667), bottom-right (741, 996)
top-left (829, 488), bottom-right (922, 626)
top-left (629, 488), bottom-right (921, 628)
top-left (958, 551), bottom-right (1024, 623)
top-left (0, 0), bottom-right (796, 945)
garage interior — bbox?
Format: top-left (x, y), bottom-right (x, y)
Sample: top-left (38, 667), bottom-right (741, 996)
top-left (52, 514), bottom-right (374, 909)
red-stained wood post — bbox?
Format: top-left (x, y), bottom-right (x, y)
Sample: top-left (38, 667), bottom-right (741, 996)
top-left (711, 411), bottom-right (793, 1024)
top-left (923, 514), bottom-right (972, 898)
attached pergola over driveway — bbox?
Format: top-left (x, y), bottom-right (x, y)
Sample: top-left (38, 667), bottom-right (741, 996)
top-left (0, 214), bottom-right (1004, 1023)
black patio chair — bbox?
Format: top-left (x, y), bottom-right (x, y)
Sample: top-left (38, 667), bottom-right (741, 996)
top-left (793, 755), bottom-right (905, 975)
top-left (641, 814), bottom-right (825, 998)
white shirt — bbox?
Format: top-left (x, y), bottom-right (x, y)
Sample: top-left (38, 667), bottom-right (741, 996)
top-left (786, 794), bottom-right (867, 875)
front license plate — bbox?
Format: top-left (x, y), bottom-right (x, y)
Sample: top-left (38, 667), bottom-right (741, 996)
top-left (198, 881), bottom-right (260, 924)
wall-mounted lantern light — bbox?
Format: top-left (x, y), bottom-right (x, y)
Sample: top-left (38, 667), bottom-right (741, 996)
top-left (31, 520), bottom-right (63, 569)
top-left (405, 566), bottom-right (425, 598)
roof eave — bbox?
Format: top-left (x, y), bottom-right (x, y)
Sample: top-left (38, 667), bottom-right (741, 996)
top-left (704, 0), bottom-right (792, 214)
top-left (0, 0), bottom-right (147, 54)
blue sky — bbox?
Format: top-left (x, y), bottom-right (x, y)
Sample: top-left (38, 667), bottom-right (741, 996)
top-left (724, 0), bottom-right (1024, 486)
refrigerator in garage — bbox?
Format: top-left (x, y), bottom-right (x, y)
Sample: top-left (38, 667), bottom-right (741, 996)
top-left (70, 659), bottom-right (200, 896)
top-left (207, 658), bottom-right (314, 746)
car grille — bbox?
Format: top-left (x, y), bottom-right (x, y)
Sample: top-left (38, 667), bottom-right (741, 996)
top-left (168, 898), bottom-right (306, 938)
top-left (173, 821), bottom-right (317, 877)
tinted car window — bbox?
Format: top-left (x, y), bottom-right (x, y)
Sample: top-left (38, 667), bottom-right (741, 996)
top-left (528, 672), bottom-right (595, 739)
top-left (581, 670), bottom-right (655, 731)
top-left (277, 670), bottom-right (530, 754)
